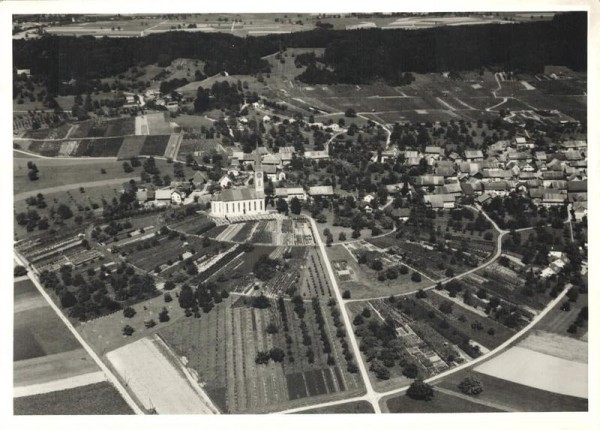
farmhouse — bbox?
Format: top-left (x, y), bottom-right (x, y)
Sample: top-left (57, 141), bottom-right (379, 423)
top-left (465, 150), bottom-right (484, 161)
top-left (424, 194), bottom-right (455, 209)
top-left (210, 158), bottom-right (266, 218)
top-left (304, 150), bottom-right (330, 160)
top-left (275, 187), bottom-right (306, 201)
top-left (308, 186), bottom-right (334, 197)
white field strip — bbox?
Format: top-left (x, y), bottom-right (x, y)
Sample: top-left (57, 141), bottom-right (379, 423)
top-left (135, 115), bottom-right (149, 136)
top-left (14, 295), bottom-right (47, 313)
top-left (216, 223), bottom-right (244, 241)
top-left (106, 336), bottom-right (218, 414)
top-left (475, 346), bottom-right (588, 398)
top-left (521, 81), bottom-right (536, 90)
top-left (436, 97), bottom-right (457, 111)
top-left (14, 371), bottom-right (106, 398)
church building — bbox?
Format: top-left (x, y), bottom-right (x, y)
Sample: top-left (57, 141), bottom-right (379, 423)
top-left (210, 156), bottom-right (267, 218)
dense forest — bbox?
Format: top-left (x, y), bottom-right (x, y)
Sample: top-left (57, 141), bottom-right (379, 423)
top-left (13, 12), bottom-right (586, 92)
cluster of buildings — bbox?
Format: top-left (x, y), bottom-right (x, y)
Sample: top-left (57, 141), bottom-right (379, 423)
top-left (383, 137), bottom-right (587, 220)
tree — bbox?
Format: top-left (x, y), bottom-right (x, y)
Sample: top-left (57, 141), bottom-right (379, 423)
top-left (255, 351), bottom-right (270, 364)
top-left (439, 301), bottom-right (453, 314)
top-left (402, 363), bottom-right (419, 379)
top-left (123, 306), bottom-right (136, 318)
top-left (269, 347), bottom-right (285, 362)
top-left (28, 169), bottom-right (39, 181)
top-left (416, 289), bottom-right (427, 299)
top-left (458, 377), bottom-right (483, 395)
top-left (159, 307), bottom-right (170, 322)
top-left (276, 198), bottom-right (289, 214)
top-left (122, 325), bottom-right (135, 336)
top-left (57, 204), bottom-right (73, 220)
top-left (342, 290), bottom-right (351, 299)
top-left (60, 291), bottom-right (77, 308)
top-left (14, 265), bottom-right (27, 277)
top-left (338, 231), bottom-right (347, 241)
top-left (345, 108), bottom-right (356, 118)
top-left (406, 379), bottom-right (434, 401)
top-left (411, 271), bottom-right (422, 282)
top-left (290, 197), bottom-right (302, 215)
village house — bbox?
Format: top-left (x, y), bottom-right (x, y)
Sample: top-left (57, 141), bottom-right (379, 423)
top-left (464, 150), bottom-right (484, 162)
top-left (274, 187), bottom-right (307, 201)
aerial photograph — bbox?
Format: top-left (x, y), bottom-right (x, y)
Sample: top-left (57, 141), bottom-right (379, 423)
top-left (9, 9), bottom-right (591, 420)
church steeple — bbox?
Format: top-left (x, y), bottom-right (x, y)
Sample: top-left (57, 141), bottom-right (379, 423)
top-left (254, 144), bottom-right (264, 197)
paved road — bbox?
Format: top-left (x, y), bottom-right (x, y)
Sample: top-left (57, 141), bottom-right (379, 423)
top-left (13, 254), bottom-right (144, 414)
top-left (346, 205), bottom-right (507, 303)
top-left (307, 216), bottom-right (382, 413)
top-left (15, 177), bottom-right (137, 202)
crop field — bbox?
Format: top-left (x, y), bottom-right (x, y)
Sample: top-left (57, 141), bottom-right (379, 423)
top-left (297, 400), bottom-right (374, 414)
top-left (474, 346), bottom-right (587, 399)
top-left (436, 369), bottom-right (588, 412)
top-left (120, 234), bottom-right (208, 273)
top-left (168, 215), bottom-right (216, 236)
top-left (298, 247), bottom-right (334, 299)
top-left (14, 381), bottom-right (134, 415)
top-left (71, 137), bottom-right (125, 157)
top-left (116, 135), bottom-right (146, 159)
top-left (160, 297), bottom-right (363, 413)
top-left (139, 134), bottom-right (171, 156)
top-left (385, 389), bottom-right (501, 413)
top-left (71, 117), bottom-right (135, 139)
top-left (22, 123), bottom-right (72, 140)
top-left (146, 112), bottom-right (175, 135)
top-left (107, 335), bottom-right (217, 414)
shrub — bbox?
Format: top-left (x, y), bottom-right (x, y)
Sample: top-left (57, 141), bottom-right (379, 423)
top-left (122, 325), bottom-right (135, 336)
top-left (164, 292), bottom-right (173, 303)
top-left (342, 290), bottom-right (351, 299)
top-left (158, 307), bottom-right (170, 322)
top-left (458, 377), bottom-right (483, 395)
top-left (123, 306), bottom-right (136, 318)
top-left (406, 379), bottom-right (434, 401)
top-left (411, 272), bottom-right (422, 282)
top-left (14, 265), bottom-right (27, 277)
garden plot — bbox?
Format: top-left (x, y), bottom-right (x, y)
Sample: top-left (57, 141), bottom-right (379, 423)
top-left (475, 346), bottom-right (587, 399)
top-left (160, 297), bottom-right (362, 413)
top-left (164, 133), bottom-right (183, 160)
top-left (106, 335), bottom-right (217, 414)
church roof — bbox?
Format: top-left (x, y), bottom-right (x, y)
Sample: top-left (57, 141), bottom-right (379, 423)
top-left (213, 188), bottom-right (260, 202)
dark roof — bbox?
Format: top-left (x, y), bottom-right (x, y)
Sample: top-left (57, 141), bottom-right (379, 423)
top-left (213, 188), bottom-right (260, 202)
top-left (567, 180), bottom-right (587, 192)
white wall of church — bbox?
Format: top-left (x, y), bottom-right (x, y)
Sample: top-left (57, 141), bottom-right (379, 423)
top-left (211, 198), bottom-right (265, 217)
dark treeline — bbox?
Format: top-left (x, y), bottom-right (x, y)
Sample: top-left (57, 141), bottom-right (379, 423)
top-left (13, 12), bottom-right (585, 93)
top-left (291, 12), bottom-right (586, 84)
top-left (13, 31), bottom-right (276, 94)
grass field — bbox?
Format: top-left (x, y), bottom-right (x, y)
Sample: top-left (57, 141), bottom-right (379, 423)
top-left (14, 279), bottom-right (81, 361)
top-left (436, 369), bottom-right (588, 412)
top-left (385, 389), bottom-right (501, 413)
top-left (326, 244), bottom-right (426, 300)
top-left (297, 400), bottom-right (374, 414)
top-left (14, 381), bottom-right (133, 415)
